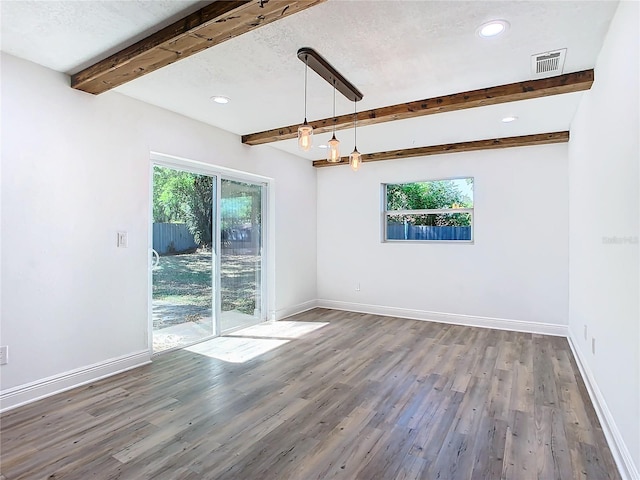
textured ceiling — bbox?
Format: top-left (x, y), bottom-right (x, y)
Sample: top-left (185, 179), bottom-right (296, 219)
top-left (0, 0), bottom-right (619, 161)
top-left (0, 1), bottom-right (209, 73)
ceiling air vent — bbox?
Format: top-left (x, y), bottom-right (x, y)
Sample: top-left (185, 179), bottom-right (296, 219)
top-left (531, 48), bottom-right (567, 78)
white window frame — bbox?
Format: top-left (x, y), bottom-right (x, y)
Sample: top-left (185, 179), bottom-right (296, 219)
top-left (381, 177), bottom-right (474, 244)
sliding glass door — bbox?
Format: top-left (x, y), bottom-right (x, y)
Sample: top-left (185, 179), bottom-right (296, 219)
top-left (151, 162), bottom-right (266, 352)
top-left (151, 166), bottom-right (216, 352)
top-left (219, 179), bottom-right (264, 333)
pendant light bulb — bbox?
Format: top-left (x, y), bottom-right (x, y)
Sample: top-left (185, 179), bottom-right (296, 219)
top-left (298, 120), bottom-right (313, 152)
top-left (327, 134), bottom-right (341, 163)
top-left (349, 148), bottom-right (362, 171)
top-left (298, 55), bottom-right (313, 152)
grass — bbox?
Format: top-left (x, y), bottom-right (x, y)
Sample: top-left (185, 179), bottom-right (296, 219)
top-left (152, 251), bottom-right (260, 316)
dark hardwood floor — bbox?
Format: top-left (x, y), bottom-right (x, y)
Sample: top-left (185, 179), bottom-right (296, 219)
top-left (0, 309), bottom-right (620, 479)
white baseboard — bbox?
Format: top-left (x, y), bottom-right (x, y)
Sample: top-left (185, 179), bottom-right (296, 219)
top-left (0, 350), bottom-right (151, 413)
top-left (567, 335), bottom-right (639, 480)
top-left (316, 299), bottom-right (568, 336)
top-left (271, 299), bottom-right (318, 321)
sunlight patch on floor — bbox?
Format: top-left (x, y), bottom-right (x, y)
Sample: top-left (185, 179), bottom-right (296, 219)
top-left (185, 336), bottom-right (289, 363)
top-left (184, 321), bottom-right (329, 363)
top-left (229, 321), bottom-right (330, 339)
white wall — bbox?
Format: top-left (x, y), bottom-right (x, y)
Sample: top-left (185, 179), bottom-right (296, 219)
top-left (317, 143), bottom-right (569, 331)
top-left (0, 53), bottom-right (317, 399)
top-left (568, 1), bottom-right (640, 476)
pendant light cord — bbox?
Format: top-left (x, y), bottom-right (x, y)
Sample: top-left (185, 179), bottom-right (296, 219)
top-left (304, 56), bottom-right (308, 121)
top-left (353, 100), bottom-right (357, 147)
top-left (333, 80), bottom-right (336, 135)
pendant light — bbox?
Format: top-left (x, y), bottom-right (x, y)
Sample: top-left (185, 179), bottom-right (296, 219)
top-left (327, 81), bottom-right (341, 163)
top-left (295, 48), bottom-right (363, 163)
top-left (297, 54), bottom-right (313, 151)
top-left (349, 100), bottom-right (362, 171)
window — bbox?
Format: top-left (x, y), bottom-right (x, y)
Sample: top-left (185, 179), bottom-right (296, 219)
top-left (383, 177), bottom-right (474, 242)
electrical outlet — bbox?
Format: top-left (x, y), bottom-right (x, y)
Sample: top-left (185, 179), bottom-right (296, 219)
top-left (591, 337), bottom-right (596, 355)
top-left (584, 325), bottom-right (587, 340)
top-left (355, 282), bottom-right (361, 292)
top-left (0, 346), bottom-right (8, 365)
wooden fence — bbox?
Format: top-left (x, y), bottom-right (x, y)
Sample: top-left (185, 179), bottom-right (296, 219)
top-left (221, 226), bottom-right (260, 255)
top-left (153, 223), bottom-right (261, 255)
top-left (153, 223), bottom-right (198, 255)
top-left (387, 223), bottom-right (472, 241)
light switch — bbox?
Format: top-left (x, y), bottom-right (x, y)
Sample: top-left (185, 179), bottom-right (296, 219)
top-left (117, 231), bottom-right (128, 248)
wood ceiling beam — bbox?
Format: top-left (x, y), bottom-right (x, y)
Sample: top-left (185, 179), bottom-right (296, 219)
top-left (242, 71), bottom-right (592, 145)
top-left (312, 131), bottom-right (569, 167)
top-left (71, 0), bottom-right (326, 95)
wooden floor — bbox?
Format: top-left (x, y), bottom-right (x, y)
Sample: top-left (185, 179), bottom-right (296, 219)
top-left (1, 309), bottom-right (620, 479)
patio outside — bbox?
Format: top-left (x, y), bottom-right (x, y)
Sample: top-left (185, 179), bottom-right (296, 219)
top-left (152, 250), bottom-right (261, 352)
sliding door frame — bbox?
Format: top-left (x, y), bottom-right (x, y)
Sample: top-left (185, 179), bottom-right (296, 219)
top-left (218, 176), bottom-right (268, 334)
top-left (148, 152), bottom-right (272, 354)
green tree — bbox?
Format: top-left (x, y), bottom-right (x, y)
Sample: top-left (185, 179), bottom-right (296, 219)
top-left (386, 179), bottom-right (473, 226)
top-left (184, 176), bottom-right (213, 247)
top-left (153, 166), bottom-right (213, 248)
top-left (153, 167), bottom-right (192, 223)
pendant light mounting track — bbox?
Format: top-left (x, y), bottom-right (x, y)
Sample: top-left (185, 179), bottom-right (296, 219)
top-left (297, 48), bottom-right (363, 102)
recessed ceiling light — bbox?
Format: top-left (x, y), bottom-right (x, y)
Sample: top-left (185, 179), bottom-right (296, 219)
top-left (478, 20), bottom-right (509, 38)
top-left (317, 144), bottom-right (328, 149)
top-left (502, 115), bottom-right (518, 123)
top-left (211, 95), bottom-right (230, 104)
